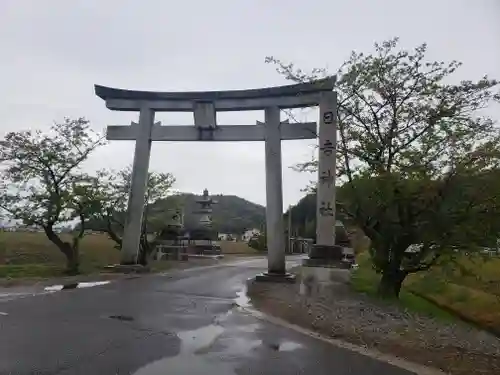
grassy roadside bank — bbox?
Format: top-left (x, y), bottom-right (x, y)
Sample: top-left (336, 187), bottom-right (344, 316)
top-left (0, 232), bottom-right (258, 285)
top-left (0, 232), bottom-right (121, 281)
top-left (351, 251), bottom-right (500, 335)
top-left (247, 265), bottom-right (500, 375)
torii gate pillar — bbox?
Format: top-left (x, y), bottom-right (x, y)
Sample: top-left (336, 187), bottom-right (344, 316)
top-left (121, 106), bottom-right (154, 264)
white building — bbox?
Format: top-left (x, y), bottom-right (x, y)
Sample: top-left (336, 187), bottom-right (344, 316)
top-left (218, 233), bottom-right (236, 241)
top-left (242, 228), bottom-right (261, 242)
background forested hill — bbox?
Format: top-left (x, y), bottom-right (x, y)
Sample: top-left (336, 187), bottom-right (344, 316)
top-left (151, 193), bottom-right (265, 234)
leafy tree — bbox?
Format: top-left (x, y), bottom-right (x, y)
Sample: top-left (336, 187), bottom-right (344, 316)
top-left (287, 194), bottom-right (349, 240)
top-left (0, 118), bottom-right (105, 274)
top-left (248, 233), bottom-right (267, 252)
top-left (89, 167), bottom-right (176, 265)
top-left (338, 172), bottom-right (500, 296)
top-left (267, 38), bottom-right (500, 297)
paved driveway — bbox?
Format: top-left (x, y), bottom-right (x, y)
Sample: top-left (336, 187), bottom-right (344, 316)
top-left (0, 257), bottom-right (415, 374)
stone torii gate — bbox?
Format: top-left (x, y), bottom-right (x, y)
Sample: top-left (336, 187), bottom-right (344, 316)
top-left (95, 77), bottom-right (339, 280)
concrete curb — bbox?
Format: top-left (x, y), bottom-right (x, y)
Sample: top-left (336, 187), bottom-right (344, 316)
top-left (237, 304), bottom-right (448, 375)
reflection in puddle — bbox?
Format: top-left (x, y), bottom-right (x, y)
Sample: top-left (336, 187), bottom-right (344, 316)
top-left (213, 309), bottom-right (234, 325)
top-left (133, 291), bottom-right (301, 374)
top-left (234, 323), bottom-right (260, 333)
top-left (178, 324), bottom-right (225, 354)
top-left (133, 312), bottom-right (266, 375)
top-left (266, 340), bottom-right (303, 352)
top-left (44, 281), bottom-right (110, 292)
top-left (279, 341), bottom-right (303, 351)
top-left (133, 323), bottom-right (237, 375)
top-left (133, 320), bottom-right (303, 375)
top-left (221, 337), bottom-right (262, 356)
top-left (234, 286), bottom-right (250, 308)
top-left (133, 355), bottom-right (237, 375)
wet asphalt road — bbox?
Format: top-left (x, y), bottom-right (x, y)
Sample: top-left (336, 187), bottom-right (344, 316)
top-left (0, 257), bottom-right (415, 375)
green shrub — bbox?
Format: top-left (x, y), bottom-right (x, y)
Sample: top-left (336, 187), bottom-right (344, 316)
top-left (248, 234), bottom-right (267, 252)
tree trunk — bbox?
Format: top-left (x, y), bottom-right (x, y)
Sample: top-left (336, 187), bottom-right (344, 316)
top-left (377, 269), bottom-right (407, 299)
top-left (138, 235), bottom-right (153, 266)
top-left (105, 216), bottom-right (123, 250)
top-left (43, 225), bottom-right (80, 275)
top-left (137, 247), bottom-right (147, 266)
top-left (65, 246), bottom-right (80, 275)
top-left (137, 213), bottom-right (152, 266)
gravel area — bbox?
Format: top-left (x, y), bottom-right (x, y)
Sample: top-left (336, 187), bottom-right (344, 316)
top-left (247, 268), bottom-right (500, 375)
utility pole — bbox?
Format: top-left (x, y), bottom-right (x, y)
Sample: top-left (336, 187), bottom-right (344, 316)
top-left (288, 205), bottom-right (292, 254)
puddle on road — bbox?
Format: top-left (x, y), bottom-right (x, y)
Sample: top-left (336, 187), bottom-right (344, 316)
top-left (133, 323), bottom-right (265, 375)
top-left (44, 281), bottom-right (110, 292)
top-left (133, 322), bottom-right (237, 375)
top-left (178, 324), bottom-right (225, 354)
top-left (234, 285), bottom-right (251, 308)
top-left (132, 279), bottom-right (302, 374)
top-left (266, 340), bottom-right (302, 352)
top-left (133, 355), bottom-right (237, 375)
top-left (220, 336), bottom-right (262, 357)
top-left (132, 304), bottom-right (266, 375)
top-left (277, 341), bottom-right (303, 351)
top-left (132, 314), bottom-right (304, 375)
top-left (234, 323), bottom-right (260, 333)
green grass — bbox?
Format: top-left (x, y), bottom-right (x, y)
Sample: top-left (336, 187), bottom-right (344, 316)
top-left (0, 231), bottom-right (180, 280)
top-left (352, 250), bottom-right (500, 333)
top-left (0, 231), bottom-right (120, 279)
top-left (0, 264), bottom-right (67, 278)
top-left (0, 232), bottom-right (261, 281)
top-left (408, 275), bottom-right (500, 334)
top-left (218, 240), bottom-right (261, 255)
top-left (423, 254), bottom-right (500, 296)
top-left (351, 252), bottom-right (457, 321)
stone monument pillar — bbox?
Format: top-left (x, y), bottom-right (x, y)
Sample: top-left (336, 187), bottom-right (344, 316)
top-left (155, 208), bottom-right (187, 261)
top-left (161, 209), bottom-right (184, 236)
top-left (304, 91), bottom-right (344, 266)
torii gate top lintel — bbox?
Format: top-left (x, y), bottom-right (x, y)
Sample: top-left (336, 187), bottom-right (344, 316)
top-left (94, 76), bottom-right (336, 112)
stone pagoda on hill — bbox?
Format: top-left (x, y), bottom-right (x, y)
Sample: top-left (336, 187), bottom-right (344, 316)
top-left (194, 189), bottom-right (216, 233)
top-left (188, 189), bottom-right (221, 255)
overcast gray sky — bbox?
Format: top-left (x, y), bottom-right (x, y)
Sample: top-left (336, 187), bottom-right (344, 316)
top-left (1, 0), bottom-right (499, 207)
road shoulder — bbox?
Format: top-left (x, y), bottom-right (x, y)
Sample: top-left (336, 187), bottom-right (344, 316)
top-left (246, 267), bottom-right (500, 375)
